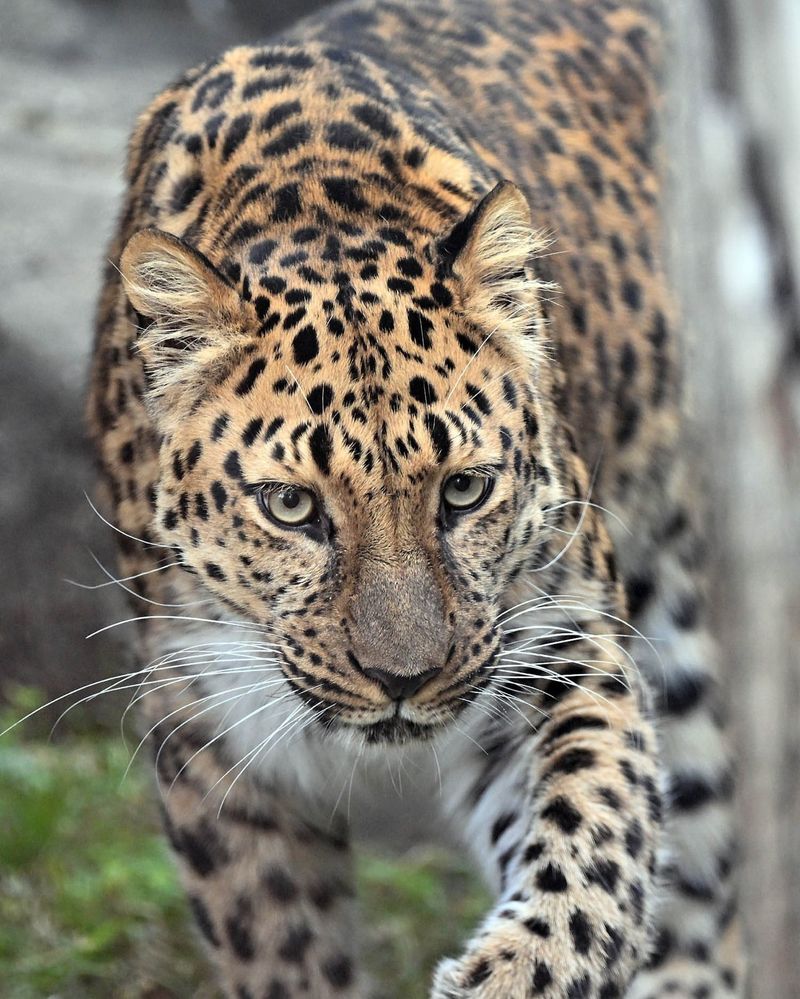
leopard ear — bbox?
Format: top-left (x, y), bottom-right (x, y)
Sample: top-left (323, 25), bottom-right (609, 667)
top-left (120, 228), bottom-right (254, 419)
top-left (438, 181), bottom-right (550, 350)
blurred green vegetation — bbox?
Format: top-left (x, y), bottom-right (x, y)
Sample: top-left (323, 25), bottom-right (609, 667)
top-left (0, 688), bottom-right (488, 998)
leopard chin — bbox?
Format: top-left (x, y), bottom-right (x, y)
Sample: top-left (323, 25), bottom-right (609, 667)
top-left (356, 712), bottom-right (442, 745)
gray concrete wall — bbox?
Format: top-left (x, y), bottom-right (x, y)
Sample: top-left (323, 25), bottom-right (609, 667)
top-left (0, 0), bottom-right (326, 705)
top-left (671, 3), bottom-right (800, 994)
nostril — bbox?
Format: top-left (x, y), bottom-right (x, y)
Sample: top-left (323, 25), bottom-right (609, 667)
top-left (363, 667), bottom-right (440, 701)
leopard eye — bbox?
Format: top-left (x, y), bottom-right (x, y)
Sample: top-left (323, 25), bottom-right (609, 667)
top-left (441, 473), bottom-right (492, 514)
top-left (259, 484), bottom-right (318, 527)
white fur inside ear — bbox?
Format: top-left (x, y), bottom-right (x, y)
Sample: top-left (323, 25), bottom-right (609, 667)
top-left (452, 183), bottom-right (555, 360)
top-left (127, 246), bottom-right (212, 320)
top-left (122, 239), bottom-right (220, 356)
top-left (119, 229), bottom-right (251, 421)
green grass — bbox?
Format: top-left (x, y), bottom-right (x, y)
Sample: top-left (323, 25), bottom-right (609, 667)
top-left (0, 689), bottom-right (488, 998)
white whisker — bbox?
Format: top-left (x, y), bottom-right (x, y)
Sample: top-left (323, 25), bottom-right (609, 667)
top-left (78, 550), bottom-right (209, 609)
top-left (66, 558), bottom-right (185, 590)
top-left (127, 678), bottom-right (279, 783)
top-left (83, 491), bottom-right (180, 549)
top-left (86, 614), bottom-right (268, 640)
top-left (212, 695), bottom-right (324, 815)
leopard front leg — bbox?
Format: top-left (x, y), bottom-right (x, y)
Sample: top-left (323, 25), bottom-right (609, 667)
top-left (152, 721), bottom-right (364, 999)
top-left (433, 639), bottom-right (662, 999)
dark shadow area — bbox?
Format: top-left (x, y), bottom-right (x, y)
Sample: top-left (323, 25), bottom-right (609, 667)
top-left (0, 326), bottom-right (125, 712)
top-left (0, 0), bottom-right (330, 711)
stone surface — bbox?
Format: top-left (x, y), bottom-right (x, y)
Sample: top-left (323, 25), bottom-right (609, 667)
top-left (0, 0), bottom-right (325, 704)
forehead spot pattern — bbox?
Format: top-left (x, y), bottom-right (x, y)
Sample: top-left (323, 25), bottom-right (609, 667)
top-left (307, 384), bottom-right (334, 414)
top-left (409, 376), bottom-right (438, 405)
top-left (408, 309), bottom-right (434, 349)
top-left (292, 325), bottom-right (319, 364)
top-left (242, 417), bottom-right (264, 447)
top-left (309, 425), bottom-right (334, 475)
top-left (424, 413), bottom-right (451, 463)
top-left (236, 358), bottom-right (267, 396)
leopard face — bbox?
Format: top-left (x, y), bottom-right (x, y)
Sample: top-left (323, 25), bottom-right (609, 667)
top-left (122, 183), bottom-right (566, 743)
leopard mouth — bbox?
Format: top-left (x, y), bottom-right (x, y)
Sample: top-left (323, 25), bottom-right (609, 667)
top-left (314, 695), bottom-right (473, 744)
top-left (283, 659), bottom-right (493, 742)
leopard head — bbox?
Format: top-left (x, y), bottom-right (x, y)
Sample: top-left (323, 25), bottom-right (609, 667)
top-left (120, 180), bottom-right (567, 744)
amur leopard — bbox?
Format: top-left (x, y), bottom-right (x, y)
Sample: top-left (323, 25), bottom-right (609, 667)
top-left (87, 0), bottom-right (744, 996)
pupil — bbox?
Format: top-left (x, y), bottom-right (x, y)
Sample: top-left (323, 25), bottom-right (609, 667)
top-left (282, 489), bottom-right (300, 509)
top-left (453, 475), bottom-right (470, 492)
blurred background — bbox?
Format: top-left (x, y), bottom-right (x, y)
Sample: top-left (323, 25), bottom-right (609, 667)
top-left (0, 0), bottom-right (797, 996)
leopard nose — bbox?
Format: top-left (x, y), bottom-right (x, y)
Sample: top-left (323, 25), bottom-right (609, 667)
top-left (363, 667), bottom-right (441, 702)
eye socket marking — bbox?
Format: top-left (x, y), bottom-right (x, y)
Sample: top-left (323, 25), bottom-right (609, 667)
top-left (441, 472), bottom-right (493, 516)
top-left (258, 484), bottom-right (318, 527)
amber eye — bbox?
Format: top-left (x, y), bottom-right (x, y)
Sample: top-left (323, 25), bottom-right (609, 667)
top-left (441, 473), bottom-right (492, 514)
top-left (259, 484), bottom-right (318, 527)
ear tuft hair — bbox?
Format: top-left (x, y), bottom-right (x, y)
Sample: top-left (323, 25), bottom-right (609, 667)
top-left (438, 181), bottom-right (554, 358)
top-left (120, 228), bottom-right (254, 421)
